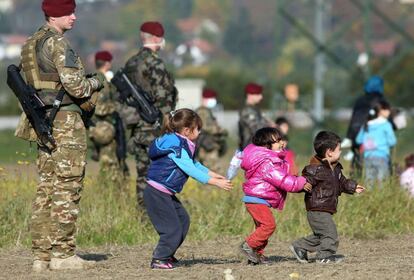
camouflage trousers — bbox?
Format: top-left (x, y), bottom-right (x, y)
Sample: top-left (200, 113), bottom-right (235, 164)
top-left (98, 139), bottom-right (125, 187)
top-left (134, 144), bottom-right (150, 206)
top-left (31, 111), bottom-right (87, 261)
top-left (198, 148), bottom-right (223, 173)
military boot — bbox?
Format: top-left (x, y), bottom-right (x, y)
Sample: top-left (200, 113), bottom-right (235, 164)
top-left (32, 260), bottom-right (49, 272)
top-left (50, 255), bottom-right (96, 270)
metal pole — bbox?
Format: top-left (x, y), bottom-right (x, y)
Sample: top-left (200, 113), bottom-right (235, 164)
top-left (363, 0), bottom-right (372, 77)
top-left (313, 0), bottom-right (326, 123)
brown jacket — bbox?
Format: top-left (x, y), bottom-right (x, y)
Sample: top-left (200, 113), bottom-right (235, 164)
top-left (302, 156), bottom-right (357, 214)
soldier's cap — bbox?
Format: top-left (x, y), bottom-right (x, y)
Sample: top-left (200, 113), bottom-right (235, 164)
top-left (42, 0), bottom-right (76, 17)
top-left (140, 21), bottom-right (164, 37)
top-left (202, 88), bottom-right (217, 99)
top-left (245, 82), bottom-right (263, 95)
top-left (95, 50), bottom-right (113, 62)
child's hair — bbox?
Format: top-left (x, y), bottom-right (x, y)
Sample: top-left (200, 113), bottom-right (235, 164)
top-left (162, 108), bottom-right (203, 134)
top-left (275, 116), bottom-right (289, 127)
top-left (252, 127), bottom-right (283, 149)
top-left (364, 100), bottom-right (391, 130)
top-left (314, 131), bottom-right (341, 158)
top-left (405, 154), bottom-right (414, 168)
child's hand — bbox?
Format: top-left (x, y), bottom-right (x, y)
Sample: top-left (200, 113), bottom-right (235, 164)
top-left (303, 182), bottom-right (313, 192)
top-left (209, 177), bottom-right (233, 191)
top-left (355, 185), bottom-right (365, 193)
top-left (208, 171), bottom-right (226, 179)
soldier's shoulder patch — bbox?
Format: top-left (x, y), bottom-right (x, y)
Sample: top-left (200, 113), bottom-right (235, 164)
top-left (64, 48), bottom-right (79, 68)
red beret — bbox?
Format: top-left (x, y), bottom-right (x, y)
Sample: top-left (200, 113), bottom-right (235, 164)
top-left (42, 0), bottom-right (76, 17)
top-left (202, 88), bottom-right (217, 98)
top-left (95, 51), bottom-right (113, 62)
top-left (140, 21), bottom-right (164, 37)
top-left (245, 83), bottom-right (263, 95)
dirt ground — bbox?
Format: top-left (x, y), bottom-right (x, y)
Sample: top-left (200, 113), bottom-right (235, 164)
top-left (0, 235), bottom-right (413, 280)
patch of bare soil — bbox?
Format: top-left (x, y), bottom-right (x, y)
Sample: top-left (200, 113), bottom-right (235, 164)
top-left (0, 235), bottom-right (413, 280)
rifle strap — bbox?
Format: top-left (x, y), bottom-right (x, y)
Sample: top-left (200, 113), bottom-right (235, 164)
top-left (48, 87), bottom-right (66, 126)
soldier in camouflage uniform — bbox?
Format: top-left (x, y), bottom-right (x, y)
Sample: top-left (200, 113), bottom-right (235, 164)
top-left (123, 21), bottom-right (177, 205)
top-left (195, 88), bottom-right (228, 172)
top-left (89, 50), bottom-right (126, 186)
top-left (17, 0), bottom-right (104, 271)
top-left (239, 83), bottom-right (274, 150)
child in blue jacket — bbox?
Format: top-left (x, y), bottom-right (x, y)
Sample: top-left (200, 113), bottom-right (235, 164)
top-left (356, 100), bottom-right (396, 183)
top-left (144, 108), bottom-right (233, 270)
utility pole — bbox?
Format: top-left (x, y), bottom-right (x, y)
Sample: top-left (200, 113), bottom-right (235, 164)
top-left (313, 0), bottom-right (326, 123)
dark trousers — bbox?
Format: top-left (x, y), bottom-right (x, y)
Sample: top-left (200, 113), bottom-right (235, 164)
top-left (292, 211), bottom-right (338, 259)
top-left (143, 185), bottom-right (190, 260)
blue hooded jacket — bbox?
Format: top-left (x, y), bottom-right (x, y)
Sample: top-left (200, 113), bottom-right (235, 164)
top-left (356, 117), bottom-right (396, 159)
top-left (147, 133), bottom-right (210, 193)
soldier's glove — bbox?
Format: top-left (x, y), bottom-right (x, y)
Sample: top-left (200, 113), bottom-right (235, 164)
top-left (87, 72), bottom-right (105, 91)
top-left (79, 91), bottom-right (99, 112)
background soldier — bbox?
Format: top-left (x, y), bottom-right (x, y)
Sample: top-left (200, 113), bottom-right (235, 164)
top-left (238, 82), bottom-right (274, 150)
top-left (18, 0), bottom-right (104, 271)
top-left (89, 50), bottom-right (126, 186)
top-left (196, 88), bottom-right (228, 172)
top-left (124, 21), bottom-right (177, 205)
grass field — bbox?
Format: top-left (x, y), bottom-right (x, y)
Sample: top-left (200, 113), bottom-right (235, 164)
top-left (0, 118), bottom-right (413, 249)
top-left (0, 119), bottom-right (413, 249)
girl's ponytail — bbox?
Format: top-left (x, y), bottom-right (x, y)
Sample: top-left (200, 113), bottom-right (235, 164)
top-left (161, 111), bottom-right (175, 134)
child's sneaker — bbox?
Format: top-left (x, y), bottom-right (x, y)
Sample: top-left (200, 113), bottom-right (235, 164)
top-left (168, 256), bottom-right (179, 263)
top-left (289, 245), bottom-right (309, 263)
top-left (257, 254), bottom-right (271, 265)
top-left (240, 241), bottom-right (259, 264)
top-left (150, 259), bottom-right (175, 270)
top-left (316, 255), bottom-right (344, 264)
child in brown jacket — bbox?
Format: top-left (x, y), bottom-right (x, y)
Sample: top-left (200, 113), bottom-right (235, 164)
top-left (290, 131), bottom-right (364, 264)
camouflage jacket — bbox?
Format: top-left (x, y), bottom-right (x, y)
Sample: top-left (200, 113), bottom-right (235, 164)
top-left (22, 24), bottom-right (101, 101)
top-left (16, 24), bottom-right (102, 142)
top-left (196, 106), bottom-right (225, 135)
top-left (196, 106), bottom-right (227, 153)
top-left (238, 104), bottom-right (269, 150)
top-left (124, 47), bottom-right (177, 131)
top-left (94, 72), bottom-right (116, 117)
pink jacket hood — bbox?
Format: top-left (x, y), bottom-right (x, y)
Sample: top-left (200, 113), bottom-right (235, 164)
top-left (241, 144), bottom-right (306, 209)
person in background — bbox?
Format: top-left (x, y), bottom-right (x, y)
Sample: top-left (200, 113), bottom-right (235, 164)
top-left (123, 21), bottom-right (178, 207)
top-left (400, 154), bottom-right (414, 198)
top-left (89, 50), bottom-right (126, 186)
top-left (342, 76), bottom-right (391, 176)
top-left (280, 134), bottom-right (298, 175)
top-left (238, 83), bottom-right (274, 150)
top-left (195, 88), bottom-right (228, 173)
top-left (144, 108), bottom-right (232, 270)
top-left (275, 117), bottom-right (290, 136)
top-left (356, 100), bottom-right (396, 184)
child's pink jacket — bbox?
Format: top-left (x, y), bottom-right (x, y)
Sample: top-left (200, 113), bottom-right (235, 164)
top-left (241, 144), bottom-right (306, 209)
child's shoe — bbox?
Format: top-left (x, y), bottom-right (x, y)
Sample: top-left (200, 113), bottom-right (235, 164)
top-left (240, 241), bottom-right (259, 264)
top-left (168, 256), bottom-right (179, 264)
top-left (257, 254), bottom-right (271, 265)
top-left (316, 255), bottom-right (344, 264)
top-left (289, 245), bottom-right (309, 263)
top-left (150, 259), bottom-right (175, 270)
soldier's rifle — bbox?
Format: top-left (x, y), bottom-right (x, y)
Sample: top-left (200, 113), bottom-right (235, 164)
top-left (112, 68), bottom-right (161, 125)
top-left (7, 64), bottom-right (56, 150)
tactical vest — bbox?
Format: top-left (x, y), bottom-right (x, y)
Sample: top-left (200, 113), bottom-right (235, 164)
top-left (20, 26), bottom-right (73, 106)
